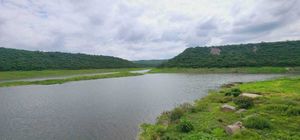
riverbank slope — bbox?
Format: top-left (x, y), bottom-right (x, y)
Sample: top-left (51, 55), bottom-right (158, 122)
top-left (139, 76), bottom-right (300, 139)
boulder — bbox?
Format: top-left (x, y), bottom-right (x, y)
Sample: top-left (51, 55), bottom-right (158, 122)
top-left (221, 104), bottom-right (236, 112)
top-left (236, 109), bottom-right (246, 114)
top-left (225, 121), bottom-right (243, 134)
top-left (240, 93), bottom-right (262, 98)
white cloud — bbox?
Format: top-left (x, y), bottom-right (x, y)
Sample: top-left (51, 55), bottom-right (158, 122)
top-left (0, 0), bottom-right (300, 60)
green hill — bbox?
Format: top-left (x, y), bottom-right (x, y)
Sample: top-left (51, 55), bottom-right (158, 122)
top-left (161, 40), bottom-right (300, 68)
top-left (133, 59), bottom-right (168, 67)
top-left (0, 47), bottom-right (138, 71)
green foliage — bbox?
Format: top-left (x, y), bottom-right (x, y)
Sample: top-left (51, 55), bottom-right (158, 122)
top-left (139, 124), bottom-right (166, 140)
top-left (161, 40), bottom-right (300, 68)
top-left (264, 104), bottom-right (289, 115)
top-left (286, 107), bottom-right (300, 116)
top-left (170, 108), bottom-right (184, 122)
top-left (244, 116), bottom-right (271, 130)
top-left (177, 119), bottom-right (194, 133)
top-left (233, 96), bottom-right (254, 109)
top-left (211, 128), bottom-right (226, 137)
top-left (140, 77), bottom-right (300, 140)
top-left (225, 88), bottom-right (242, 97)
top-left (0, 47), bottom-right (138, 71)
top-left (182, 132), bottom-right (217, 140)
top-left (133, 59), bottom-right (168, 67)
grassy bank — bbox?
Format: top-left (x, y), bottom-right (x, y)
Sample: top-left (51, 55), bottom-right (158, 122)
top-left (0, 72), bottom-right (143, 87)
top-left (0, 68), bottom-right (144, 81)
top-left (139, 77), bottom-right (300, 140)
top-left (149, 67), bottom-right (300, 74)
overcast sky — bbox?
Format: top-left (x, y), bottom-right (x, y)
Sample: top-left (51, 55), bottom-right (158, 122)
top-left (1, 0), bottom-right (300, 60)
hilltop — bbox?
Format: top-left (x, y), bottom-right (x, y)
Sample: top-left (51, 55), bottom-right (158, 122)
top-left (161, 40), bottom-right (300, 68)
top-left (0, 47), bottom-right (138, 71)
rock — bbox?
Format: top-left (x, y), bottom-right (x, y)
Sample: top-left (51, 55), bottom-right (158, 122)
top-left (236, 109), bottom-right (246, 114)
top-left (240, 93), bottom-right (262, 98)
top-left (225, 121), bottom-right (243, 134)
top-left (210, 48), bottom-right (221, 55)
top-left (221, 104), bottom-right (236, 112)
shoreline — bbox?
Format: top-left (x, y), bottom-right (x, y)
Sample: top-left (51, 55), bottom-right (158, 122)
top-left (149, 67), bottom-right (300, 74)
top-left (139, 76), bottom-right (300, 140)
top-left (0, 72), bottom-right (143, 87)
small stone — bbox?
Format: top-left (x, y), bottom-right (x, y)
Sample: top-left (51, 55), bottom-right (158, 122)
top-left (225, 121), bottom-right (243, 134)
top-left (221, 104), bottom-right (236, 112)
top-left (240, 93), bottom-right (262, 98)
top-left (236, 109), bottom-right (246, 113)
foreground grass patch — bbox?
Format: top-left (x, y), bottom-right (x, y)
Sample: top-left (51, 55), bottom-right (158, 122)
top-left (0, 72), bottom-right (143, 87)
top-left (139, 77), bottom-right (300, 140)
top-left (149, 67), bottom-right (300, 74)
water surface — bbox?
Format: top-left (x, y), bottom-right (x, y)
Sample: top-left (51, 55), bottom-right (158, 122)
top-left (0, 74), bottom-right (282, 140)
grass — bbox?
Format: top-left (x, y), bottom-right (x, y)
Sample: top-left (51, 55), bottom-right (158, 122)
top-left (139, 76), bottom-right (300, 140)
top-left (0, 68), bottom-right (144, 81)
top-left (149, 67), bottom-right (300, 74)
top-left (0, 72), bottom-right (143, 87)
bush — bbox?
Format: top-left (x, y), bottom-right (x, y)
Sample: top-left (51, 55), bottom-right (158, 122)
top-left (170, 108), bottom-right (184, 122)
top-left (179, 103), bottom-right (197, 113)
top-left (177, 119), bottom-right (194, 133)
top-left (234, 96), bottom-right (254, 109)
top-left (182, 132), bottom-right (217, 140)
top-left (195, 102), bottom-right (209, 112)
top-left (225, 88), bottom-right (242, 97)
top-left (219, 96), bottom-right (233, 103)
top-left (244, 116), bottom-right (271, 129)
top-left (264, 104), bottom-right (289, 114)
top-left (287, 107), bottom-right (300, 116)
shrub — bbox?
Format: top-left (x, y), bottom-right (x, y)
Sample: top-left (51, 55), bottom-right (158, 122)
top-left (179, 103), bottom-right (197, 113)
top-left (182, 132), bottom-right (217, 140)
top-left (287, 107), bottom-right (300, 116)
top-left (219, 96), bottom-right (233, 103)
top-left (212, 128), bottom-right (226, 137)
top-left (140, 124), bottom-right (166, 140)
top-left (195, 102), bottom-right (209, 112)
top-left (244, 116), bottom-right (271, 129)
top-left (160, 134), bottom-right (180, 140)
top-left (234, 96), bottom-right (254, 109)
top-left (170, 108), bottom-right (184, 122)
top-left (264, 104), bottom-right (289, 114)
top-left (225, 88), bottom-right (242, 97)
top-left (177, 119), bottom-right (194, 133)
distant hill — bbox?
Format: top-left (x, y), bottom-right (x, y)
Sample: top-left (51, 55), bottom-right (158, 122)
top-left (0, 47), bottom-right (138, 71)
top-left (161, 40), bottom-right (300, 68)
top-left (133, 59), bottom-right (168, 67)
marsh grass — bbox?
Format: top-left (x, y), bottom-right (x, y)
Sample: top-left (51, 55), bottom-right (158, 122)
top-left (0, 68), bottom-right (143, 81)
top-left (0, 72), bottom-right (143, 87)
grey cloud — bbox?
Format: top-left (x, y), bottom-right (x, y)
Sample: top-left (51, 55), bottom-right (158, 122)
top-left (1, 0), bottom-right (300, 60)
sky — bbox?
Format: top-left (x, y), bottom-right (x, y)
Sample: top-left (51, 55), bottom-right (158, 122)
top-left (0, 0), bottom-right (300, 60)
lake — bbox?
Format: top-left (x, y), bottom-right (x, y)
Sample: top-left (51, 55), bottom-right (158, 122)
top-left (0, 73), bottom-right (282, 140)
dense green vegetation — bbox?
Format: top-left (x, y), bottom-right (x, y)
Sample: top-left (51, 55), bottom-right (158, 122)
top-left (133, 59), bottom-right (168, 67)
top-left (162, 40), bottom-right (300, 68)
top-left (0, 68), bottom-right (143, 81)
top-left (149, 67), bottom-right (300, 74)
top-left (0, 72), bottom-right (143, 87)
top-left (0, 47), bottom-right (138, 71)
top-left (139, 77), bottom-right (300, 140)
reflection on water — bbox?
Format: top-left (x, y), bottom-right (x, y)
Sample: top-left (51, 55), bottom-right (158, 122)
top-left (0, 74), bottom-right (282, 140)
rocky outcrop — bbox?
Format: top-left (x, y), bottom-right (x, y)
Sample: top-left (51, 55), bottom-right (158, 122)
top-left (225, 121), bottom-right (244, 134)
top-left (240, 93), bottom-right (262, 98)
top-left (221, 104), bottom-right (236, 112)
